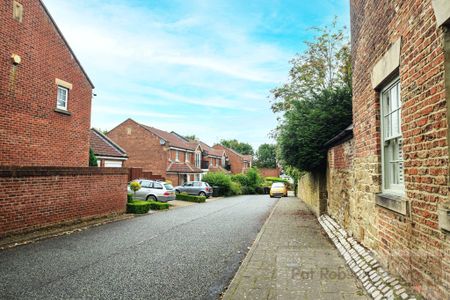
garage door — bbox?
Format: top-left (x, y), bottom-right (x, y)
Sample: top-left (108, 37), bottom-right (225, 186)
top-left (104, 160), bottom-right (123, 168)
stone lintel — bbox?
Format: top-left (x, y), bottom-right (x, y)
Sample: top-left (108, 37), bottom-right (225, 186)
top-left (432, 0), bottom-right (450, 28)
top-left (375, 193), bottom-right (408, 216)
top-left (371, 39), bottom-right (401, 89)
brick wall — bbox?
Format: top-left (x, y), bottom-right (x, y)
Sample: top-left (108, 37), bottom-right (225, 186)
top-left (327, 138), bottom-right (354, 230)
top-left (0, 166), bottom-right (128, 237)
top-left (259, 168), bottom-right (281, 178)
top-left (350, 1), bottom-right (449, 298)
top-left (107, 119), bottom-right (168, 178)
top-left (213, 144), bottom-right (244, 174)
top-left (0, 0), bottom-right (93, 167)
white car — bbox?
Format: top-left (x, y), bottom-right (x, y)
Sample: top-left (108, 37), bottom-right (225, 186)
top-left (128, 179), bottom-right (175, 202)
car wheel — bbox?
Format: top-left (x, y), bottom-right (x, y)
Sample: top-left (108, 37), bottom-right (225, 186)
top-left (146, 195), bottom-right (157, 201)
top-left (199, 192), bottom-right (206, 197)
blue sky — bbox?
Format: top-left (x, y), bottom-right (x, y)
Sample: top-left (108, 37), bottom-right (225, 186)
top-left (43, 0), bottom-right (349, 149)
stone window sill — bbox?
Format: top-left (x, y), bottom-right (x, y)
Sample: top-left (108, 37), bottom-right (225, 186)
top-left (375, 193), bottom-right (409, 216)
top-left (54, 108), bottom-right (71, 116)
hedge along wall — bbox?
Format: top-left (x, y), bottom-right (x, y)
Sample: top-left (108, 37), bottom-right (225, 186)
top-left (0, 167), bottom-right (128, 238)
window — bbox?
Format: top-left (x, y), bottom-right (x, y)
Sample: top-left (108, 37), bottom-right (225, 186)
top-left (195, 152), bottom-right (201, 168)
top-left (153, 182), bottom-right (163, 189)
top-left (56, 86), bottom-right (68, 110)
top-left (186, 153), bottom-right (190, 162)
top-left (140, 180), bottom-right (152, 188)
top-left (381, 78), bottom-right (404, 194)
top-left (175, 150), bottom-right (179, 162)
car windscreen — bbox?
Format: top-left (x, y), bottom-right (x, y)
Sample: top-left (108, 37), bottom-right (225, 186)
top-left (164, 184), bottom-right (174, 190)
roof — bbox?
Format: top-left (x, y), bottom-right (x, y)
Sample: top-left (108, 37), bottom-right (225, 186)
top-left (214, 144), bottom-right (251, 161)
top-left (242, 155), bottom-right (253, 162)
top-left (208, 165), bottom-right (229, 173)
top-left (39, 1), bottom-right (94, 88)
top-left (166, 162), bottom-right (202, 174)
top-left (139, 124), bottom-right (197, 151)
top-left (324, 124), bottom-right (354, 148)
top-left (198, 141), bottom-right (224, 158)
top-left (90, 128), bottom-right (127, 158)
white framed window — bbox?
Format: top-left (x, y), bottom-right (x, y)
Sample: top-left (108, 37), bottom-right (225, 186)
top-left (186, 153), bottom-right (190, 162)
top-left (175, 150), bottom-right (179, 162)
top-left (195, 151), bottom-right (201, 168)
top-left (381, 78), bottom-right (404, 195)
top-left (56, 86), bottom-right (68, 110)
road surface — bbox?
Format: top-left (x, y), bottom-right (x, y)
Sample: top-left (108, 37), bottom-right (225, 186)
top-left (0, 195), bottom-right (277, 299)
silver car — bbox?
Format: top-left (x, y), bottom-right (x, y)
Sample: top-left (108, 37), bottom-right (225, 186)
top-left (174, 181), bottom-right (212, 198)
top-left (128, 179), bottom-right (175, 202)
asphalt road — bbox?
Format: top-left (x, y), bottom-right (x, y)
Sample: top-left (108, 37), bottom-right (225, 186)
top-left (0, 195), bottom-right (277, 300)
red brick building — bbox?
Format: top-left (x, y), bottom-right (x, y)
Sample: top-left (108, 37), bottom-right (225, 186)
top-left (0, 1), bottom-right (128, 238)
top-left (213, 144), bottom-right (252, 174)
top-left (323, 1), bottom-right (450, 299)
top-left (107, 119), bottom-right (204, 185)
top-left (1, 0), bottom-right (94, 167)
top-left (90, 128), bottom-right (128, 167)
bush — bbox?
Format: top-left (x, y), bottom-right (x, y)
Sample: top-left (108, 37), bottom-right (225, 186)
top-left (231, 173), bottom-right (249, 187)
top-left (149, 201), bottom-right (170, 210)
top-left (176, 193), bottom-right (206, 203)
top-left (202, 172), bottom-right (233, 196)
top-left (229, 181), bottom-right (242, 196)
top-left (127, 201), bottom-right (151, 214)
top-left (127, 193), bottom-right (133, 203)
top-left (265, 177), bottom-right (289, 183)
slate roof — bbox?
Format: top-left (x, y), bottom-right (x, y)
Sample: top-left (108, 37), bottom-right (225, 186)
top-left (90, 129), bottom-right (127, 158)
top-left (166, 162), bottom-right (202, 173)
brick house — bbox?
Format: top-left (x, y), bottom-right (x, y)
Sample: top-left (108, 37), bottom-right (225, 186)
top-left (90, 128), bottom-right (128, 167)
top-left (213, 144), bottom-right (252, 174)
top-left (1, 0), bottom-right (94, 167)
top-left (194, 140), bottom-right (229, 173)
top-left (300, 1), bottom-right (450, 299)
top-left (107, 119), bottom-right (203, 186)
top-left (0, 0), bottom-right (128, 238)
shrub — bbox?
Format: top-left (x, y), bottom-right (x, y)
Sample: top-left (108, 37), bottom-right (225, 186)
top-left (89, 148), bottom-right (98, 167)
top-left (231, 173), bottom-right (249, 187)
top-left (229, 181), bottom-right (242, 196)
top-left (127, 193), bottom-right (133, 203)
top-left (202, 172), bottom-right (233, 196)
top-left (176, 193), bottom-right (206, 203)
top-left (265, 177), bottom-right (289, 183)
top-left (149, 201), bottom-right (170, 210)
top-left (127, 201), bottom-right (151, 214)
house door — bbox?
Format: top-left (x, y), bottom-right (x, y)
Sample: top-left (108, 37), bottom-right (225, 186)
top-left (182, 174), bottom-right (188, 185)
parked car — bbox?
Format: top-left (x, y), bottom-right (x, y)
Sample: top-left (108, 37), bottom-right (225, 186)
top-left (128, 179), bottom-right (175, 202)
top-left (269, 182), bottom-right (287, 198)
top-left (174, 181), bottom-right (212, 198)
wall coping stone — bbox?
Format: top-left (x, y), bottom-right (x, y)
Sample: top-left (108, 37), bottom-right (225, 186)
top-left (0, 166), bottom-right (128, 178)
top-left (375, 193), bottom-right (409, 216)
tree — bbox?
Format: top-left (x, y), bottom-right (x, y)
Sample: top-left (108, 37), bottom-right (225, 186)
top-left (184, 134), bottom-right (197, 141)
top-left (255, 144), bottom-right (277, 168)
top-left (277, 86), bottom-right (352, 171)
top-left (89, 148), bottom-right (98, 166)
top-left (220, 139), bottom-right (254, 155)
top-left (271, 19), bottom-right (351, 113)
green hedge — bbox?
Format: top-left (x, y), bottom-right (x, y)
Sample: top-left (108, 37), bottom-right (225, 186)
top-left (176, 193), bottom-right (206, 203)
top-left (127, 201), bottom-right (151, 214)
top-left (149, 201), bottom-right (170, 210)
top-left (127, 193), bottom-right (133, 203)
top-left (127, 200), bottom-right (169, 213)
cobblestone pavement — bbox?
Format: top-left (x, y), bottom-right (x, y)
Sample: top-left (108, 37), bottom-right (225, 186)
top-left (223, 197), bottom-right (368, 300)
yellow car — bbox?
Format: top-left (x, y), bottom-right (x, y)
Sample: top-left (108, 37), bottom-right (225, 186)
top-left (270, 182), bottom-right (287, 198)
